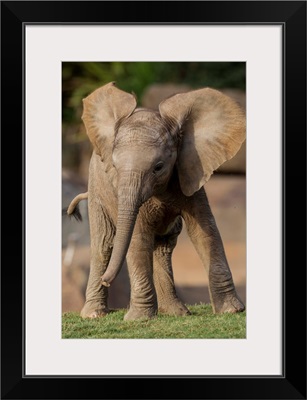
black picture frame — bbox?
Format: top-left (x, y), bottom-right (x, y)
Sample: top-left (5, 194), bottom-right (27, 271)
top-left (1, 1), bottom-right (306, 399)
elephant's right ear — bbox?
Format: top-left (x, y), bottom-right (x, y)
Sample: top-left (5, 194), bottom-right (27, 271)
top-left (82, 82), bottom-right (137, 163)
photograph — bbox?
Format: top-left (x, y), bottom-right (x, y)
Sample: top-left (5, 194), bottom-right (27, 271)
top-left (1, 1), bottom-right (306, 399)
top-left (61, 62), bottom-right (246, 339)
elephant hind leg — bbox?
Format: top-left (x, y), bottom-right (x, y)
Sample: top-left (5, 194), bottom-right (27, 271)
top-left (153, 216), bottom-right (190, 316)
top-left (182, 189), bottom-right (245, 314)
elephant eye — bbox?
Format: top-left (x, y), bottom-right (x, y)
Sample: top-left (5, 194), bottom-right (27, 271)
top-left (153, 161), bottom-right (164, 174)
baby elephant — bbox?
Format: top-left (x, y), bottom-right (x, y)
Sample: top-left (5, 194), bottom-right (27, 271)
top-left (67, 82), bottom-right (246, 320)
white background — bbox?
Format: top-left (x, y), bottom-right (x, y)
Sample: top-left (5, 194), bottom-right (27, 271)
top-left (26, 26), bottom-right (282, 376)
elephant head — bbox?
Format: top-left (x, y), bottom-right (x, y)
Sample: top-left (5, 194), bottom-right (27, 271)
top-left (81, 82), bottom-right (245, 287)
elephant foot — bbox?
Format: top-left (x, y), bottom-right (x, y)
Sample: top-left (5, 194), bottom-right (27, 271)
top-left (124, 306), bottom-right (157, 321)
top-left (80, 302), bottom-right (109, 319)
top-left (159, 300), bottom-right (191, 316)
top-left (212, 291), bottom-right (245, 314)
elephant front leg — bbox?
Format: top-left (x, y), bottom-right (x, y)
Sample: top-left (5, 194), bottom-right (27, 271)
top-left (80, 249), bottom-right (112, 318)
top-left (183, 189), bottom-right (245, 314)
top-left (153, 216), bottom-right (190, 316)
top-left (80, 200), bottom-right (114, 318)
top-left (124, 233), bottom-right (157, 321)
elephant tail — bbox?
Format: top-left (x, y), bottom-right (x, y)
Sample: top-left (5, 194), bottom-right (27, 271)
top-left (62, 192), bottom-right (88, 222)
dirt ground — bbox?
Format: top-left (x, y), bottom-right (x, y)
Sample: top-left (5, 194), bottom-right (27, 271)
top-left (62, 174), bottom-right (246, 313)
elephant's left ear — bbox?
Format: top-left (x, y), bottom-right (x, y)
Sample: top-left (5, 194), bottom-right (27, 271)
top-left (159, 88), bottom-right (246, 196)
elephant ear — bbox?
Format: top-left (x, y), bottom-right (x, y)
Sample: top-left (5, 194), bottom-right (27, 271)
top-left (82, 82), bottom-right (137, 168)
top-left (159, 88), bottom-right (246, 196)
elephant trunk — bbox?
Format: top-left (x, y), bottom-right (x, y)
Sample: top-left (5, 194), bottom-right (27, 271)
top-left (100, 172), bottom-right (142, 287)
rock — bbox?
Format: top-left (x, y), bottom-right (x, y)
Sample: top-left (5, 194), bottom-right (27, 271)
top-left (141, 83), bottom-right (191, 109)
top-left (220, 88), bottom-right (246, 110)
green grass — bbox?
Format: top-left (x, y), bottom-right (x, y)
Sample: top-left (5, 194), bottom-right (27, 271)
top-left (62, 304), bottom-right (246, 339)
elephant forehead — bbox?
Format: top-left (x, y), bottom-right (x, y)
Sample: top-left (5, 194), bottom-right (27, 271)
top-left (115, 111), bottom-right (170, 146)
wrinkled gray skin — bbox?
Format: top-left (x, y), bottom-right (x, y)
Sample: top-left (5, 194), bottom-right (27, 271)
top-left (73, 82), bottom-right (246, 320)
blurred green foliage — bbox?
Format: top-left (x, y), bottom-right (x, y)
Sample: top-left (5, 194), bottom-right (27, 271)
top-left (62, 62), bottom-right (245, 173)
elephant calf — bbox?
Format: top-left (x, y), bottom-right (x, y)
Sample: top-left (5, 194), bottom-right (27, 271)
top-left (67, 82), bottom-right (246, 321)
